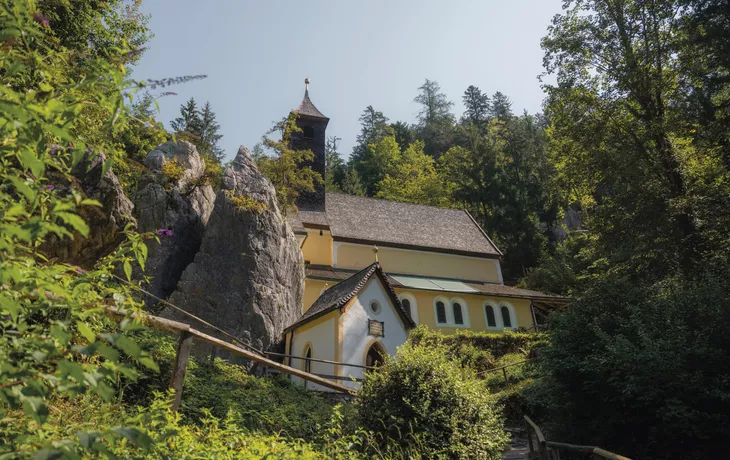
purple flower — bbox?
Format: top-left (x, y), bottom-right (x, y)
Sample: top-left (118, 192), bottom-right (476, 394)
top-left (157, 228), bottom-right (174, 237)
top-left (47, 184), bottom-right (55, 191)
top-left (33, 13), bottom-right (49, 28)
top-left (71, 266), bottom-right (84, 274)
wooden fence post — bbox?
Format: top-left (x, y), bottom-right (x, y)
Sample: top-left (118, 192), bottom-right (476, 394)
top-left (170, 331), bottom-right (194, 411)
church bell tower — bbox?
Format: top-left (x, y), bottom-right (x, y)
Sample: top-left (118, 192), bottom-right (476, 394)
top-left (291, 78), bottom-right (329, 211)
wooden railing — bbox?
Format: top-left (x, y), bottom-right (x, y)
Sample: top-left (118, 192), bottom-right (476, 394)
top-left (106, 307), bottom-right (358, 411)
top-left (524, 416), bottom-right (632, 460)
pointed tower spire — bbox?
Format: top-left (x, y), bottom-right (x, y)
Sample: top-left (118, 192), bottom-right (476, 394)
top-left (293, 78), bottom-right (328, 120)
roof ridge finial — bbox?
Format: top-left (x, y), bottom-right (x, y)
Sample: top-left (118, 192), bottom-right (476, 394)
top-left (372, 245), bottom-right (379, 263)
top-left (304, 77), bottom-right (310, 95)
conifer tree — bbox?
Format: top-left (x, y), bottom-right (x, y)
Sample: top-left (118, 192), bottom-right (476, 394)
top-left (198, 102), bottom-right (225, 162)
top-left (325, 136), bottom-right (345, 192)
top-left (414, 79), bottom-right (455, 158)
top-left (462, 85), bottom-right (490, 126)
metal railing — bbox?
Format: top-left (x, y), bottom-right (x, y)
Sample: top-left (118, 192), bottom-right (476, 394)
top-left (524, 416), bottom-right (632, 460)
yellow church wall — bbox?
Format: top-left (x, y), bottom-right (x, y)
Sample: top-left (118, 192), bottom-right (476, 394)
top-left (301, 229), bottom-right (333, 266)
top-left (303, 279), bottom-right (330, 312)
top-left (333, 242), bottom-right (501, 283)
top-left (395, 288), bottom-right (535, 333)
top-left (302, 276), bottom-right (535, 333)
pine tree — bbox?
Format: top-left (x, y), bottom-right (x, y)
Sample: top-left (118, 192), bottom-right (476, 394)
top-left (198, 102), bottom-right (225, 162)
top-left (170, 98), bottom-right (202, 144)
top-left (391, 121), bottom-right (415, 151)
top-left (462, 85), bottom-right (490, 126)
top-left (490, 92), bottom-right (513, 120)
top-left (414, 79), bottom-right (455, 158)
top-left (350, 106), bottom-right (391, 194)
top-left (340, 166), bottom-right (365, 196)
top-left (325, 136), bottom-right (345, 192)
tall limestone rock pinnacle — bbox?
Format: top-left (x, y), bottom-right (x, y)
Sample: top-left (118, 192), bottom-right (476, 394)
top-left (133, 141), bottom-right (216, 307)
top-left (167, 145), bottom-right (305, 353)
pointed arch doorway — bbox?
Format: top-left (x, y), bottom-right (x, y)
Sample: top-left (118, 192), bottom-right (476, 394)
top-left (365, 341), bottom-right (386, 368)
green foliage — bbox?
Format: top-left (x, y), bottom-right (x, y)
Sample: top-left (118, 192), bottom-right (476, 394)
top-left (160, 157), bottom-right (186, 188)
top-left (324, 135), bottom-right (345, 192)
top-left (200, 154), bottom-right (224, 190)
top-left (531, 271), bottom-right (730, 459)
top-left (358, 342), bottom-right (508, 459)
top-left (350, 105), bottom-right (391, 194)
top-left (225, 190), bottom-right (268, 215)
top-left (409, 325), bottom-right (546, 361)
top-left (413, 79), bottom-right (456, 158)
top-left (375, 139), bottom-right (450, 207)
top-left (0, 2), bottom-right (158, 456)
top-left (259, 113), bottom-right (321, 215)
top-left (171, 98), bottom-right (225, 162)
top-left (125, 331), bottom-right (340, 441)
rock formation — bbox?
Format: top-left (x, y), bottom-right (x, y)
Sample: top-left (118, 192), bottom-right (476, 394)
top-left (42, 149), bottom-right (136, 268)
top-left (167, 146), bottom-right (304, 353)
top-left (133, 141), bottom-right (216, 308)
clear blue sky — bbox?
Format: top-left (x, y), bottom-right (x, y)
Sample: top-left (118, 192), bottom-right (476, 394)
top-left (132, 0), bottom-right (563, 162)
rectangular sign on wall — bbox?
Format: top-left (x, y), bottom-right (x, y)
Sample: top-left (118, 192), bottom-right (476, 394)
top-left (368, 319), bottom-right (384, 337)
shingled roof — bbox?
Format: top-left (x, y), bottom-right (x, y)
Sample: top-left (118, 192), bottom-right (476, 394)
top-left (285, 263), bottom-right (416, 332)
top-left (291, 193), bottom-right (501, 257)
top-left (293, 89), bottom-right (328, 120)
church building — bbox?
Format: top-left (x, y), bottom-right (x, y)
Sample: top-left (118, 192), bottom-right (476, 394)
top-left (281, 80), bottom-right (568, 389)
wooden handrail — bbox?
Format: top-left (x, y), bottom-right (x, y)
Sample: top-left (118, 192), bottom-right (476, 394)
top-left (524, 416), bottom-right (632, 460)
top-left (106, 307), bottom-right (357, 400)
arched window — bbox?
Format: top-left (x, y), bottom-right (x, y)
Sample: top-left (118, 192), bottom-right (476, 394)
top-left (303, 126), bottom-right (314, 139)
top-left (485, 304), bottom-right (497, 327)
top-left (435, 300), bottom-right (447, 324)
top-left (501, 306), bottom-right (512, 328)
top-left (304, 345), bottom-right (312, 373)
top-left (401, 298), bottom-right (411, 317)
top-left (452, 301), bottom-right (464, 325)
top-left (398, 293), bottom-right (418, 323)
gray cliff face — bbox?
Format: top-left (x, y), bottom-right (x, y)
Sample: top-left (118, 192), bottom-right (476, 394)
top-left (133, 141), bottom-right (216, 308)
top-left (168, 146), bottom-right (304, 353)
top-left (42, 149), bottom-right (136, 268)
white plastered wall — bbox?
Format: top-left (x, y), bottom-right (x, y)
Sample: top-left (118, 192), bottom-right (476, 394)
top-left (289, 315), bottom-right (336, 392)
top-left (339, 278), bottom-right (409, 389)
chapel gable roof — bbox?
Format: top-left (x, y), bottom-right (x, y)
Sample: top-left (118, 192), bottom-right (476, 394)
top-left (291, 193), bottom-right (501, 258)
top-left (285, 262), bottom-right (415, 332)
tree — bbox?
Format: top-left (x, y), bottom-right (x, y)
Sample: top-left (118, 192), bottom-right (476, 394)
top-left (462, 85), bottom-right (490, 126)
top-left (170, 98), bottom-right (202, 144)
top-left (325, 136), bottom-right (345, 192)
top-left (198, 102), bottom-right (225, 162)
top-left (540, 0), bottom-right (730, 280)
top-left (390, 121), bottom-right (415, 151)
top-left (259, 113), bottom-right (321, 215)
top-left (170, 99), bottom-right (225, 162)
top-left (376, 140), bottom-right (448, 207)
top-left (440, 115), bottom-right (558, 280)
top-left (414, 79), bottom-right (455, 158)
top-left (350, 106), bottom-right (390, 193)
top-left (489, 91), bottom-right (512, 121)
top-left (340, 166), bottom-right (365, 196)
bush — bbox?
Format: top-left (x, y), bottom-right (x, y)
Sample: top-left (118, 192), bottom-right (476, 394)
top-left (358, 342), bottom-right (508, 459)
top-left (530, 271), bottom-right (730, 459)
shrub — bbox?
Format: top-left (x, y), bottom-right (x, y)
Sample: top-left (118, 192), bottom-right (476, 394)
top-left (160, 157), bottom-right (185, 188)
top-left (409, 325), bottom-right (546, 361)
top-left (200, 154), bottom-right (224, 190)
top-left (530, 271), bottom-right (730, 459)
top-left (226, 190), bottom-right (268, 214)
top-left (358, 342), bottom-right (508, 459)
